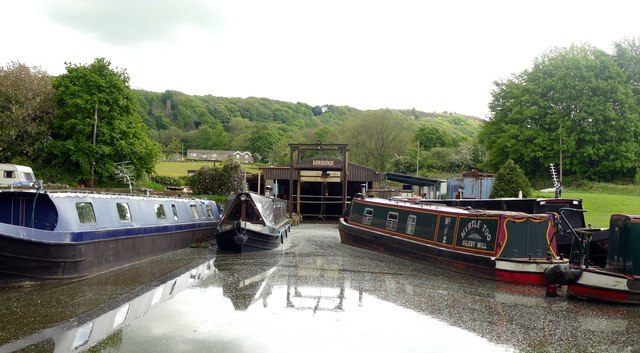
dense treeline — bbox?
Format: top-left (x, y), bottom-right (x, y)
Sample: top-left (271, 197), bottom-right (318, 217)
top-left (480, 38), bottom-right (640, 182)
top-left (134, 89), bottom-right (362, 163)
top-left (0, 58), bottom-right (482, 187)
top-left (133, 89), bottom-right (484, 172)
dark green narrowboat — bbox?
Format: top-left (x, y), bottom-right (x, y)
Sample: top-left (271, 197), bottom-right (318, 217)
top-left (338, 196), bottom-right (567, 284)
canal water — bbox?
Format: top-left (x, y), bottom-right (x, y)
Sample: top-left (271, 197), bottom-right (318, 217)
top-left (1, 224), bottom-right (640, 353)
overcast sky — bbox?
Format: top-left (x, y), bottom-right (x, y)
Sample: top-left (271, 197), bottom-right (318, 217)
top-left (3, 0), bottom-right (640, 118)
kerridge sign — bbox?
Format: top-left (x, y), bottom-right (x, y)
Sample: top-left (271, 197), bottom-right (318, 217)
top-left (312, 160), bottom-right (335, 166)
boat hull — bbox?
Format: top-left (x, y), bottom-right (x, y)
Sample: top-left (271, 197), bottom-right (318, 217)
top-left (215, 192), bottom-right (290, 253)
top-left (0, 223), bottom-right (215, 286)
top-left (216, 221), bottom-right (288, 252)
top-left (338, 218), bottom-right (561, 284)
top-left (494, 257), bottom-right (567, 285)
top-left (566, 269), bottom-right (640, 305)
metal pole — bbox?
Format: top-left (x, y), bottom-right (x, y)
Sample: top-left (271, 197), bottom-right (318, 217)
top-left (90, 103), bottom-right (98, 188)
top-left (416, 140), bottom-right (419, 175)
top-left (559, 121), bottom-right (563, 186)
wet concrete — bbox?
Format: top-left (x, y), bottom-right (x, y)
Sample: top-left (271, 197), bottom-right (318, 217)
top-left (2, 223), bottom-right (640, 352)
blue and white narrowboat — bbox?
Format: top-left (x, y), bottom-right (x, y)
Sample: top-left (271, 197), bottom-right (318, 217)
top-left (0, 189), bottom-right (220, 286)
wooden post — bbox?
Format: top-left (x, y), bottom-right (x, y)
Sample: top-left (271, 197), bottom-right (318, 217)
top-left (257, 170), bottom-right (261, 195)
top-left (289, 145), bottom-right (294, 215)
top-left (342, 145), bottom-right (348, 212)
top-left (296, 169), bottom-right (302, 216)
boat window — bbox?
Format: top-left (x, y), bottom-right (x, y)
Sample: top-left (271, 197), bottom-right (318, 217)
top-left (190, 205), bottom-right (199, 219)
top-left (199, 205), bottom-right (204, 218)
top-left (116, 202), bottom-right (131, 222)
top-left (155, 204), bottom-right (166, 220)
top-left (113, 303), bottom-right (129, 329)
top-left (71, 322), bottom-right (94, 350)
top-left (4, 170), bottom-right (15, 178)
top-left (406, 215), bottom-right (417, 235)
top-left (206, 204), bottom-right (214, 218)
top-left (171, 204), bottom-right (179, 220)
top-left (362, 208), bottom-right (374, 225)
top-left (76, 202), bottom-right (96, 224)
top-left (386, 212), bottom-right (399, 231)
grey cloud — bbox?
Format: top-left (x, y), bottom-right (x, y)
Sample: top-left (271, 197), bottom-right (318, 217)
top-left (42, 0), bottom-right (222, 45)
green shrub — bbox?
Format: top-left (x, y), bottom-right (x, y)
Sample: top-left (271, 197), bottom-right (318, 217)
top-left (490, 159), bottom-right (531, 198)
top-left (151, 175), bottom-right (182, 186)
top-left (188, 161), bottom-right (247, 195)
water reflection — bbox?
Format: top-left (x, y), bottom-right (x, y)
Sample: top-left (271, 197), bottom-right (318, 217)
top-left (206, 255), bottom-right (640, 353)
top-left (4, 224), bottom-right (640, 353)
top-left (101, 261), bottom-right (514, 353)
top-left (214, 254), bottom-right (280, 311)
top-left (0, 250), bottom-right (217, 353)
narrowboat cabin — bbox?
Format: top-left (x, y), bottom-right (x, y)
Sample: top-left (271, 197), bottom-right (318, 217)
top-left (546, 214), bottom-right (640, 304)
top-left (216, 192), bottom-right (290, 252)
top-left (420, 197), bottom-right (609, 267)
top-left (0, 190), bottom-right (221, 287)
top-left (339, 196), bottom-right (567, 285)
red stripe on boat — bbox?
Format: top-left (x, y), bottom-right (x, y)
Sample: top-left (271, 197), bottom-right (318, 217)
top-left (495, 270), bottom-right (548, 285)
top-left (567, 284), bottom-right (629, 302)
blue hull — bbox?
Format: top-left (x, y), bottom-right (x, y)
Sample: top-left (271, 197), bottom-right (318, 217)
top-left (0, 190), bottom-right (220, 286)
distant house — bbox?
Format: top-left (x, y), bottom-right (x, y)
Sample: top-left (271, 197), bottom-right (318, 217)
top-left (186, 149), bottom-right (254, 164)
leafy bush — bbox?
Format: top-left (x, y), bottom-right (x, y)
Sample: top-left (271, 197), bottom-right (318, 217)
top-left (189, 161), bottom-right (247, 195)
top-left (152, 175), bottom-right (182, 186)
top-left (490, 159), bottom-right (531, 198)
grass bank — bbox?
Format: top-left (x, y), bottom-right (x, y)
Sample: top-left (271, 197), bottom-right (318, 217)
top-left (155, 161), bottom-right (219, 178)
top-left (534, 182), bottom-right (640, 228)
top-left (156, 161), bottom-right (264, 178)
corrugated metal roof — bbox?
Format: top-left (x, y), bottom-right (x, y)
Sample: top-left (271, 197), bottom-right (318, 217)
top-left (260, 160), bottom-right (385, 182)
top-left (386, 172), bottom-right (444, 187)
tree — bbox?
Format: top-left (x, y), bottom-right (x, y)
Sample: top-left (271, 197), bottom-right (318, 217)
top-left (0, 62), bottom-right (55, 164)
top-left (340, 109), bottom-right (412, 171)
top-left (311, 105), bottom-right (323, 116)
top-left (480, 44), bottom-right (640, 181)
top-left (490, 159), bottom-right (531, 198)
top-left (414, 125), bottom-right (456, 150)
top-left (613, 37), bottom-right (640, 90)
top-left (247, 124), bottom-right (282, 161)
top-left (185, 124), bottom-right (228, 150)
top-left (392, 155), bottom-right (417, 175)
top-left (165, 138), bottom-right (182, 159)
top-left (46, 58), bottom-right (162, 185)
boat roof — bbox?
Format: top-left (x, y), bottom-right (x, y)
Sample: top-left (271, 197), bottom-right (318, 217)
top-left (0, 189), bottom-right (214, 204)
top-left (247, 192), bottom-right (285, 222)
top-left (357, 197), bottom-right (552, 219)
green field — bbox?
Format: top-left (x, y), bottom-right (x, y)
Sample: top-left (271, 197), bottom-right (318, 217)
top-left (155, 161), bottom-right (220, 177)
top-left (155, 161), bottom-right (264, 178)
top-left (534, 190), bottom-right (640, 228)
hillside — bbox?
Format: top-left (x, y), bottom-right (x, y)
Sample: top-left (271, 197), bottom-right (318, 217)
top-left (133, 89), bottom-right (484, 167)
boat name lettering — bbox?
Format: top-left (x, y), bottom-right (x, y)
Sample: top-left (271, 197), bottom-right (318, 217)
top-left (461, 240), bottom-right (488, 249)
top-left (312, 160), bottom-right (335, 166)
top-left (460, 220), bottom-right (492, 241)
